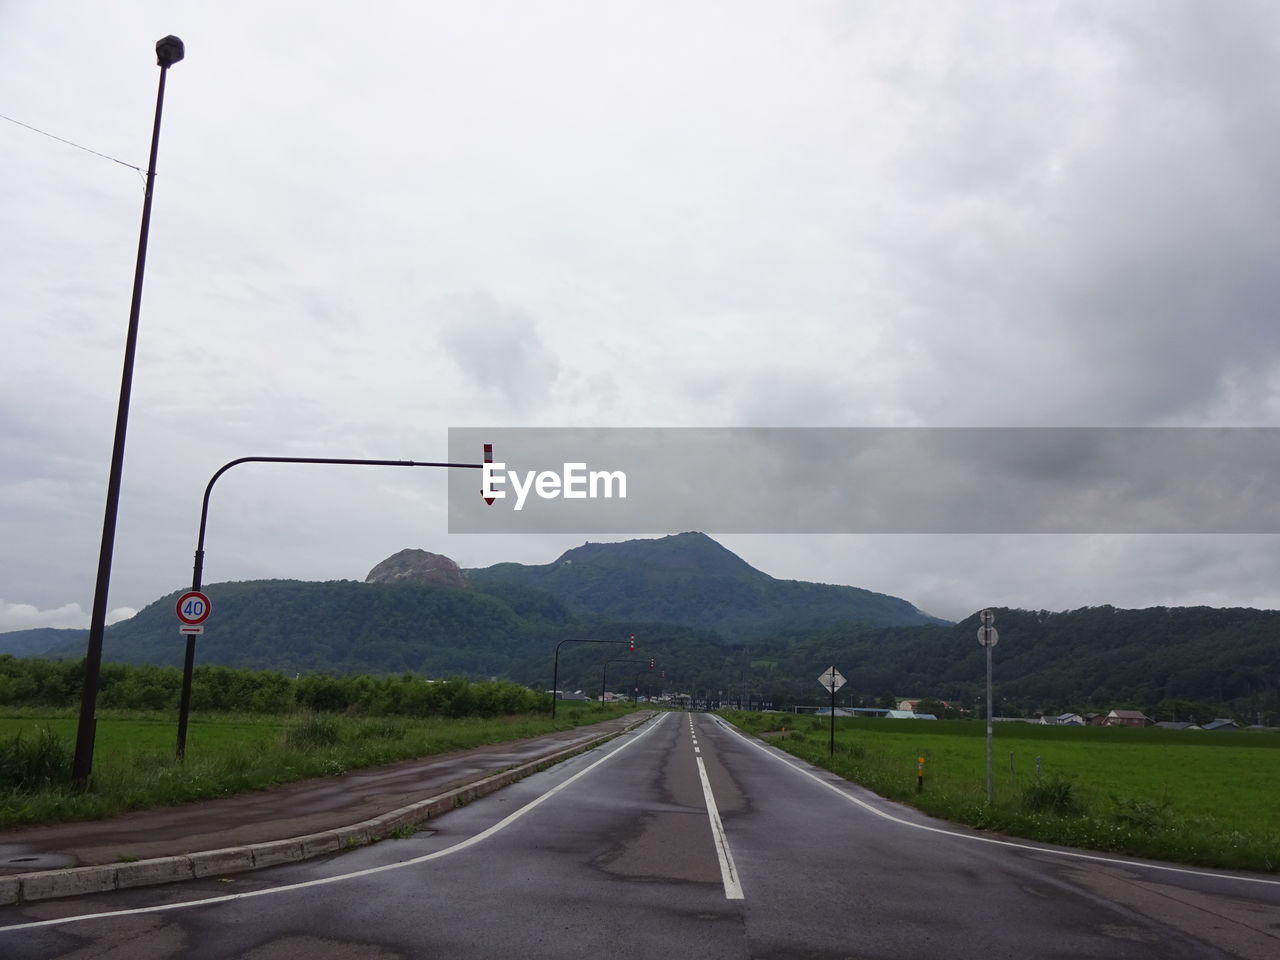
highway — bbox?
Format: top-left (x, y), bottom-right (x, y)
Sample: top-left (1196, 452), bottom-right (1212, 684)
top-left (2, 712), bottom-right (1278, 959)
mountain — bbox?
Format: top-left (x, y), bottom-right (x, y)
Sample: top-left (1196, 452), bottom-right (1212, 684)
top-left (24, 597), bottom-right (1280, 720)
top-left (12, 535), bottom-right (1276, 719)
top-left (41, 579), bottom-right (570, 678)
top-left (0, 627), bottom-right (84, 658)
top-left (21, 533), bottom-right (941, 693)
top-left (465, 532), bottom-right (943, 640)
top-left (743, 605), bottom-right (1280, 720)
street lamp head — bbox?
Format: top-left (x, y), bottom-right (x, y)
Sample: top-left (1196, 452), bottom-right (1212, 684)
top-left (156, 35), bottom-right (185, 68)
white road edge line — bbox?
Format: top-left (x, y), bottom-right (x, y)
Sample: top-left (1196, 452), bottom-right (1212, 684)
top-left (695, 754), bottom-right (744, 900)
top-left (0, 714), bottom-right (671, 933)
top-left (714, 717), bottom-right (1280, 888)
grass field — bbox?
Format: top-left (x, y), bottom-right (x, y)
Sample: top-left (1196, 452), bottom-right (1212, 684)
top-left (0, 703), bottom-right (637, 828)
top-left (723, 712), bottom-right (1280, 873)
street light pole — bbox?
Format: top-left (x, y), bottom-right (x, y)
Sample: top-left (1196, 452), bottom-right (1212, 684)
top-left (73, 36), bottom-right (185, 787)
top-left (550, 636), bottom-right (633, 718)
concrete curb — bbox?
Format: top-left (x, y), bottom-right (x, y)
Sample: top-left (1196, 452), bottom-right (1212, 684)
top-left (1, 712), bottom-right (655, 907)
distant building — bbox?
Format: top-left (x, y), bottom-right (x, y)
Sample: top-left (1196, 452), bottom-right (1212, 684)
top-left (1103, 709), bottom-right (1153, 728)
top-left (1200, 718), bottom-right (1242, 731)
top-left (1040, 713), bottom-right (1084, 726)
top-left (898, 698), bottom-right (954, 713)
top-left (885, 709), bottom-right (935, 720)
top-left (1154, 721), bottom-right (1201, 730)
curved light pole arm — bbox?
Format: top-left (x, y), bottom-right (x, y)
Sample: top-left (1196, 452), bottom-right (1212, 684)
top-left (190, 456), bottom-right (480, 591)
top-left (176, 454), bottom-right (481, 760)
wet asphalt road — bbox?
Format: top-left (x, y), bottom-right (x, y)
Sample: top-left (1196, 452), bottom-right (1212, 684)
top-left (2, 712), bottom-right (1278, 959)
top-left (0, 716), bottom-right (647, 873)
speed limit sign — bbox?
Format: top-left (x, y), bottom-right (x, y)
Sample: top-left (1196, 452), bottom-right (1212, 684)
top-left (176, 591), bottom-right (211, 627)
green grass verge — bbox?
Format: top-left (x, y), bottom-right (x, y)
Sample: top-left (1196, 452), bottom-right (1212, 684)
top-left (723, 711), bottom-right (1280, 874)
top-left (0, 703), bottom-right (637, 827)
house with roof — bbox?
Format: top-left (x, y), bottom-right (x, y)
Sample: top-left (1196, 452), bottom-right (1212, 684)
top-left (1039, 712), bottom-right (1084, 726)
top-left (1103, 709), bottom-right (1153, 727)
top-left (1200, 718), bottom-right (1242, 731)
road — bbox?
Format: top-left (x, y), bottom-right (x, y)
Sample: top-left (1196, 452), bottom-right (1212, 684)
top-left (2, 712), bottom-right (1277, 959)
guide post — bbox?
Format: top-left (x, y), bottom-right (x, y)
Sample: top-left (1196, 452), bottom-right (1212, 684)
top-left (978, 609), bottom-right (999, 804)
top-left (818, 666), bottom-right (846, 756)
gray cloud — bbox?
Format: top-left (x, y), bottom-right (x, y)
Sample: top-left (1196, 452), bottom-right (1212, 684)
top-left (436, 294), bottom-right (561, 408)
top-left (5, 2), bottom-right (1280, 629)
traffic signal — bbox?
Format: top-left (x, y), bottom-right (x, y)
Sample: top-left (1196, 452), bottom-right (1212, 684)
top-left (628, 633), bottom-right (635, 651)
top-left (648, 658), bottom-right (655, 670)
top-left (482, 443), bottom-right (495, 505)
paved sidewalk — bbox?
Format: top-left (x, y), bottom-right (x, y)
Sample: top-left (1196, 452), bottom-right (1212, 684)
top-left (0, 711), bottom-right (655, 905)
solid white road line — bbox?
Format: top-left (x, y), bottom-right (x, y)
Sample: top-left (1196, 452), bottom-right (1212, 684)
top-left (695, 756), bottom-right (744, 900)
top-left (714, 717), bottom-right (1280, 888)
top-left (0, 714), bottom-right (671, 933)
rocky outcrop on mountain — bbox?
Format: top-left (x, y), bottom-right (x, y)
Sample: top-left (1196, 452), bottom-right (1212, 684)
top-left (365, 549), bottom-right (465, 588)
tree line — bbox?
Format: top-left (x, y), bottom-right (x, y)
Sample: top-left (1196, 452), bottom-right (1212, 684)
top-left (0, 656), bottom-right (546, 718)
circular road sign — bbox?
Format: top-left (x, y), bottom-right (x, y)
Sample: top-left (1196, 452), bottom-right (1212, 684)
top-left (977, 626), bottom-right (999, 647)
top-left (176, 591), bottom-right (212, 626)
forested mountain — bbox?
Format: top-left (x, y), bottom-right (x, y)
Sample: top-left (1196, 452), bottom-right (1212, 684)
top-left (466, 532), bottom-right (943, 638)
top-left (34, 579), bottom-right (740, 696)
top-left (44, 579), bottom-right (566, 679)
top-left (0, 627), bottom-right (83, 658)
top-left (26, 592), bottom-right (1280, 720)
top-left (9, 535), bottom-right (1278, 720)
top-left (747, 605), bottom-right (1280, 722)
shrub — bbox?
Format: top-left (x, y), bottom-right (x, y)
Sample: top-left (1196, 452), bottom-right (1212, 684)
top-left (0, 726), bottom-right (72, 791)
top-left (1021, 773), bottom-right (1083, 816)
top-left (1111, 795), bottom-right (1174, 832)
top-left (284, 714), bottom-right (340, 749)
top-left (295, 675), bottom-right (352, 713)
top-left (833, 741), bottom-right (866, 760)
top-left (355, 720), bottom-right (407, 741)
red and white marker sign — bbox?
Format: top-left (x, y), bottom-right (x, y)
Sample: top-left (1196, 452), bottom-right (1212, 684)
top-left (482, 443), bottom-right (495, 505)
top-left (176, 591), bottom-right (212, 626)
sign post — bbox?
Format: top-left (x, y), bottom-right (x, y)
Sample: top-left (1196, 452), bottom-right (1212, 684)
top-left (977, 609), bottom-right (999, 804)
top-left (174, 590), bottom-right (211, 761)
top-left (818, 666), bottom-right (846, 756)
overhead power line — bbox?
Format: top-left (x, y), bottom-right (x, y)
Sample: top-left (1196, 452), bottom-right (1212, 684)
top-left (1, 111), bottom-right (144, 173)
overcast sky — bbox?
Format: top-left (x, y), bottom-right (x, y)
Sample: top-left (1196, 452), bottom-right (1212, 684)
top-left (5, 0), bottom-right (1280, 635)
